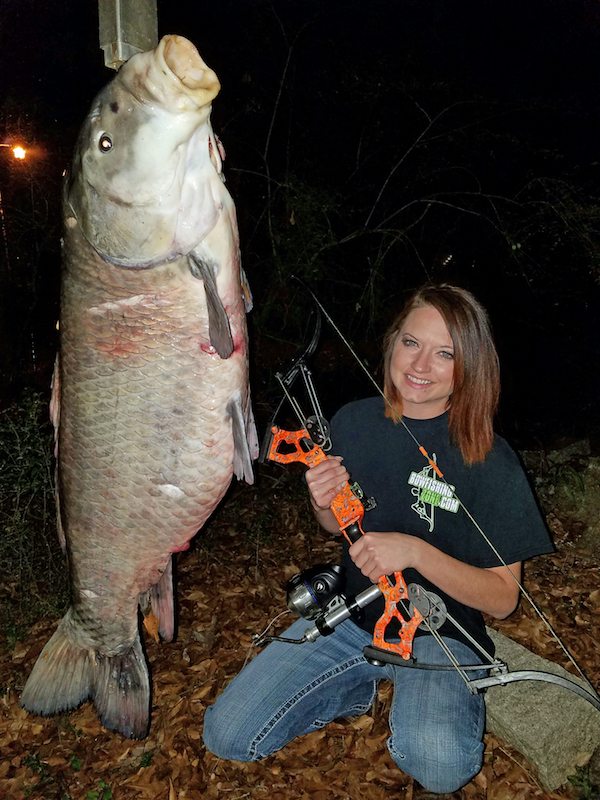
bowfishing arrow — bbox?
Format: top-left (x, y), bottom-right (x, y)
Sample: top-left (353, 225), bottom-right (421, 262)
top-left (259, 277), bottom-right (600, 711)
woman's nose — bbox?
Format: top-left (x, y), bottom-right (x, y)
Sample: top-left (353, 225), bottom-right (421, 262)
top-left (412, 348), bottom-right (431, 372)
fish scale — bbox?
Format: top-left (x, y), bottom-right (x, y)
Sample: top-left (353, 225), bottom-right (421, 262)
top-left (21, 35), bottom-right (257, 738)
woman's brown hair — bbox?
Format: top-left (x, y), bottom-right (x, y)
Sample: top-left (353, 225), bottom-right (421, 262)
top-left (382, 284), bottom-right (500, 464)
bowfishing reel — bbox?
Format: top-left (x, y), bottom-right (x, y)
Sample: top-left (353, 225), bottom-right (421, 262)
top-left (286, 564), bottom-right (345, 619)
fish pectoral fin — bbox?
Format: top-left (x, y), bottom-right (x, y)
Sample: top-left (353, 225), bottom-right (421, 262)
top-left (227, 392), bottom-right (257, 485)
top-left (189, 253), bottom-right (234, 358)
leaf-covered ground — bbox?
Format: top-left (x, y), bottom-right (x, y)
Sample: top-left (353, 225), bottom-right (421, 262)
top-left (1, 463), bottom-right (598, 800)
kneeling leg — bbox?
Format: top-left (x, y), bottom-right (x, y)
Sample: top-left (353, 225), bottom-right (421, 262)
top-left (203, 618), bottom-right (378, 761)
top-left (386, 637), bottom-right (486, 794)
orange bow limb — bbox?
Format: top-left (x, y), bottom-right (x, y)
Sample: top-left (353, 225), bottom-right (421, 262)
top-left (373, 572), bottom-right (423, 660)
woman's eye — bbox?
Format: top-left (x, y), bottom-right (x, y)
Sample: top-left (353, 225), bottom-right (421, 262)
top-left (439, 351), bottom-right (454, 360)
top-left (402, 337), bottom-right (417, 347)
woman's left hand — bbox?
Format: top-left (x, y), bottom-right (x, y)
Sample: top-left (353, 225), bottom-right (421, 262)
top-left (348, 531), bottom-right (421, 583)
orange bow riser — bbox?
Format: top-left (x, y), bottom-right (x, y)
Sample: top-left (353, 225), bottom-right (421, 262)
top-left (267, 425), bottom-right (422, 660)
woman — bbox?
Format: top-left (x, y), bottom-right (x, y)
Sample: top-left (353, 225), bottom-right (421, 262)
top-left (203, 284), bottom-right (553, 796)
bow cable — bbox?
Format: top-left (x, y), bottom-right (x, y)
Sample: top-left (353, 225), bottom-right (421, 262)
top-left (293, 277), bottom-right (598, 699)
top-left (259, 309), bottom-right (331, 462)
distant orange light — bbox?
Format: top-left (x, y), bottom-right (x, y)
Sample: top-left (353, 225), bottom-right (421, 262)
top-left (0, 142), bottom-right (27, 160)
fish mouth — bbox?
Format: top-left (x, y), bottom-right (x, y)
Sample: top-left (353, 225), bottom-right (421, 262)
top-left (118, 35), bottom-right (221, 112)
top-left (156, 35), bottom-right (221, 106)
top-left (162, 35), bottom-right (220, 93)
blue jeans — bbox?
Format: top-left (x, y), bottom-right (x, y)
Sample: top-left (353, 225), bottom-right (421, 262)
top-left (203, 618), bottom-right (486, 793)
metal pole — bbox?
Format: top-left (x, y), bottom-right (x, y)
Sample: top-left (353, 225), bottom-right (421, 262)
top-left (98, 0), bottom-right (158, 70)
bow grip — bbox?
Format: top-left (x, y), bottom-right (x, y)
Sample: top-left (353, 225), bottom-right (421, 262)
top-left (341, 522), bottom-right (363, 544)
top-left (331, 485), bottom-right (366, 540)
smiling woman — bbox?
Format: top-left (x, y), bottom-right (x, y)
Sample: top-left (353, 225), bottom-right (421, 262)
top-left (204, 283), bottom-right (553, 796)
top-left (382, 284), bottom-right (500, 465)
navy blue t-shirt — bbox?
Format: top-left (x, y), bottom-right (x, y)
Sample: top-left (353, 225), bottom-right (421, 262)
top-left (330, 397), bottom-right (554, 656)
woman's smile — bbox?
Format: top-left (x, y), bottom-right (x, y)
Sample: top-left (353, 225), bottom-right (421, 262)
top-left (405, 374), bottom-right (433, 386)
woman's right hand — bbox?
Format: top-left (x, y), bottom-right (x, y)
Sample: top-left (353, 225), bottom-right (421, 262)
top-left (305, 456), bottom-right (350, 511)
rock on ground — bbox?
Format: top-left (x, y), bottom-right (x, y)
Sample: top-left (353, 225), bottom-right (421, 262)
top-left (485, 627), bottom-right (600, 790)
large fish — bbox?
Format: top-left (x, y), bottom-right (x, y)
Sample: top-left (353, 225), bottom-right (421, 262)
top-left (20, 35), bottom-right (257, 738)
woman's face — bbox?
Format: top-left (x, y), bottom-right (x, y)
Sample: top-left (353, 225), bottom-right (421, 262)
top-left (389, 304), bottom-right (455, 419)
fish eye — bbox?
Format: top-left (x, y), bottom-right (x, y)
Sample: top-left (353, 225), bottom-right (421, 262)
top-left (98, 134), bottom-right (113, 153)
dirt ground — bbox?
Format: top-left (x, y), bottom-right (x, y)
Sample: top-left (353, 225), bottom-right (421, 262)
top-left (1, 469), bottom-right (598, 800)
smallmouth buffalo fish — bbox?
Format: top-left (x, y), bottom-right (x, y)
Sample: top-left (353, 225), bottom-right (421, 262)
top-left (20, 35), bottom-right (257, 738)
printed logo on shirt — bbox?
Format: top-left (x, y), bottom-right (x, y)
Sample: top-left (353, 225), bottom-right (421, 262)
top-left (408, 455), bottom-right (459, 532)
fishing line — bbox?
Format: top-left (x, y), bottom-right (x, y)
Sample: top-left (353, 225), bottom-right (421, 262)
top-left (244, 609), bottom-right (292, 669)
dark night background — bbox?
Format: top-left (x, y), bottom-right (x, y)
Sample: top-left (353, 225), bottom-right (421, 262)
top-left (2, 9), bottom-right (599, 795)
top-left (1, 0), bottom-right (600, 447)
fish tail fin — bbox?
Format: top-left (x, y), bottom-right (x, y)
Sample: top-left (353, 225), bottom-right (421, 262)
top-left (94, 633), bottom-right (150, 739)
top-left (20, 614), bottom-right (93, 716)
top-left (21, 612), bottom-right (151, 739)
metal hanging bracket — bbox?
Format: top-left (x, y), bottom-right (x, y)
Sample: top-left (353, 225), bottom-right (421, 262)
top-left (98, 0), bottom-right (158, 70)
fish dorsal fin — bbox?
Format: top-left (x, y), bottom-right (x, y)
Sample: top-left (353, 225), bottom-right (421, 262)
top-left (189, 254), bottom-right (234, 358)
